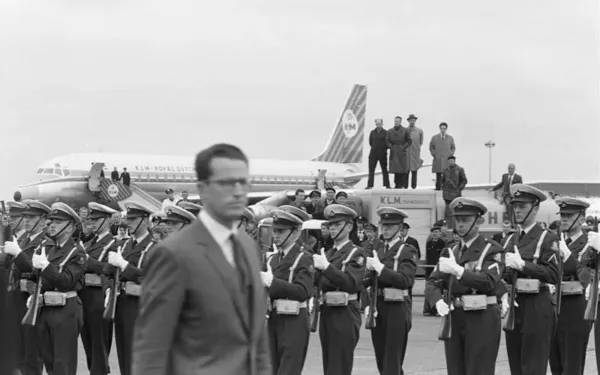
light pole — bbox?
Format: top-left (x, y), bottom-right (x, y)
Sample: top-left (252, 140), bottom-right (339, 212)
top-left (484, 140), bottom-right (496, 183)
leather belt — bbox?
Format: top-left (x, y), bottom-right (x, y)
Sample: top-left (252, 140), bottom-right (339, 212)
top-left (376, 289), bottom-right (409, 297)
top-left (271, 299), bottom-right (308, 309)
top-left (452, 296), bottom-right (497, 308)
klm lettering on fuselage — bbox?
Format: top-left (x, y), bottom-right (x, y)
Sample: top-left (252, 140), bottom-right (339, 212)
top-left (379, 196), bottom-right (432, 205)
top-left (133, 165), bottom-right (195, 173)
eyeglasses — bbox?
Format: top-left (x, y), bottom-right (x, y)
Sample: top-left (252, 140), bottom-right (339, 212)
top-left (207, 178), bottom-right (251, 191)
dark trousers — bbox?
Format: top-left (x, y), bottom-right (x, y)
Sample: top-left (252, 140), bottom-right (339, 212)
top-left (435, 173), bottom-right (443, 190)
top-left (444, 200), bottom-right (454, 229)
top-left (38, 298), bottom-right (83, 375)
top-left (505, 291), bottom-right (556, 375)
top-left (371, 297), bottom-right (411, 375)
top-left (595, 300), bottom-right (600, 373)
top-left (0, 263), bottom-right (18, 375)
top-left (549, 294), bottom-right (592, 375)
top-left (268, 309), bottom-right (310, 375)
top-left (115, 294), bottom-right (139, 375)
top-left (394, 173), bottom-right (408, 188)
top-left (368, 154), bottom-right (390, 188)
top-left (319, 302), bottom-right (361, 375)
top-left (445, 305), bottom-right (501, 375)
top-left (408, 171), bottom-right (418, 189)
top-left (13, 290), bottom-right (43, 375)
top-left (80, 286), bottom-right (113, 375)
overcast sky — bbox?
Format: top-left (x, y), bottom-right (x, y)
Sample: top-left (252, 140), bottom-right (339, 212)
top-left (1, 0), bottom-right (598, 199)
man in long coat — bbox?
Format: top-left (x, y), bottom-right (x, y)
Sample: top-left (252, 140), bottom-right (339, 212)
top-left (406, 114), bottom-right (424, 189)
top-left (386, 116), bottom-right (412, 189)
top-left (429, 122), bottom-right (455, 190)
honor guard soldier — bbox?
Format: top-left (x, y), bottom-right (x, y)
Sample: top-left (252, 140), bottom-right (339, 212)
top-left (549, 198), bottom-right (593, 375)
top-left (502, 184), bottom-right (560, 375)
top-left (261, 208), bottom-right (314, 375)
top-left (425, 198), bottom-right (504, 375)
top-left (584, 228), bottom-right (600, 374)
top-left (278, 205), bottom-right (313, 251)
top-left (313, 204), bottom-right (366, 375)
top-left (7, 202), bottom-right (86, 375)
top-left (7, 201), bottom-right (27, 240)
top-left (9, 200), bottom-right (51, 375)
top-left (177, 201), bottom-right (202, 216)
top-left (81, 202), bottom-right (119, 375)
top-left (160, 205), bottom-right (196, 234)
top-left (364, 207), bottom-right (418, 375)
top-left (239, 207), bottom-right (257, 239)
top-left (103, 202), bottom-right (154, 375)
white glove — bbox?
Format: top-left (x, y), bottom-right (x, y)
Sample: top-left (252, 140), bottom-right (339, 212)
top-left (505, 246), bottom-right (525, 271)
top-left (3, 240), bottom-right (22, 256)
top-left (366, 250), bottom-right (384, 275)
top-left (312, 248), bottom-right (330, 271)
top-left (364, 305), bottom-right (378, 320)
top-left (108, 252), bottom-right (128, 271)
top-left (438, 250), bottom-right (464, 279)
top-left (436, 299), bottom-right (452, 317)
top-left (104, 289), bottom-right (110, 308)
top-left (26, 295), bottom-right (32, 309)
top-left (32, 248), bottom-right (50, 270)
top-left (260, 261), bottom-right (273, 287)
top-left (588, 232), bottom-right (600, 252)
top-left (585, 285), bottom-right (590, 301)
top-left (501, 293), bottom-right (510, 317)
top-left (309, 297), bottom-right (314, 312)
top-left (548, 284), bottom-right (556, 295)
top-left (558, 240), bottom-right (571, 261)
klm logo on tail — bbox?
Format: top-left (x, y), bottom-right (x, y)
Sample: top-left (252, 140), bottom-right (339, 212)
top-left (312, 84), bottom-right (366, 164)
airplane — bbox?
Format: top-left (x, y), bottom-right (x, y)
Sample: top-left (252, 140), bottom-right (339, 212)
top-left (13, 84), bottom-right (372, 211)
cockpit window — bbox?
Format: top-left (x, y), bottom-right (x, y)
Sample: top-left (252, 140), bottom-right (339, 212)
top-left (42, 168), bottom-right (53, 174)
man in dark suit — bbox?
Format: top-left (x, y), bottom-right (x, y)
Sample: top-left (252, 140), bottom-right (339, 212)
top-left (400, 223), bottom-right (421, 260)
top-left (492, 220), bottom-right (514, 244)
top-left (367, 119), bottom-right (390, 189)
top-left (490, 163), bottom-right (523, 224)
top-left (131, 144), bottom-right (270, 375)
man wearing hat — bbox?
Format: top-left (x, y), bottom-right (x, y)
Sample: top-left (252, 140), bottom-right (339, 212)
top-left (361, 223), bottom-right (382, 253)
top-left (161, 188), bottom-right (176, 211)
top-left (501, 184), bottom-right (560, 375)
top-left (363, 207), bottom-right (418, 375)
top-left (312, 204), bottom-right (366, 375)
top-left (425, 197), bottom-right (504, 374)
top-left (160, 205), bottom-right (196, 235)
top-left (277, 205), bottom-right (314, 251)
top-left (80, 202), bottom-right (118, 375)
top-left (423, 225), bottom-right (446, 316)
top-left (7, 201), bottom-right (27, 241)
top-left (10, 200), bottom-right (51, 375)
top-left (103, 201), bottom-right (154, 375)
top-left (585, 226), bottom-right (600, 373)
top-left (6, 202), bottom-right (87, 375)
top-left (548, 198), bottom-right (593, 375)
top-left (177, 201), bottom-right (202, 216)
top-left (238, 207), bottom-right (257, 240)
top-left (261, 208), bottom-right (314, 375)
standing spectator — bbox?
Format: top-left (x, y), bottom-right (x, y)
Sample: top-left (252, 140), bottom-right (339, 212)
top-left (492, 220), bottom-right (514, 243)
top-left (111, 167), bottom-right (120, 182)
top-left (423, 225), bottom-right (446, 316)
top-left (335, 191), bottom-right (348, 205)
top-left (367, 119), bottom-right (390, 189)
top-left (406, 114), bottom-right (424, 189)
top-left (162, 188), bottom-right (177, 210)
top-left (400, 223), bottom-right (421, 260)
top-left (305, 190), bottom-right (320, 216)
top-left (429, 122), bottom-right (456, 190)
top-left (441, 156), bottom-right (468, 227)
top-left (177, 190), bottom-right (190, 204)
top-left (360, 223), bottom-right (382, 253)
top-left (292, 189), bottom-right (308, 211)
top-left (120, 167), bottom-right (131, 186)
top-left (489, 163), bottom-right (523, 224)
top-left (386, 116), bottom-right (412, 189)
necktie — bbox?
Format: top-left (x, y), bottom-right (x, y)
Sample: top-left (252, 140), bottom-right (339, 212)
top-left (508, 174), bottom-right (513, 185)
top-left (89, 235), bottom-right (98, 248)
top-left (230, 234), bottom-right (248, 289)
top-left (20, 236), bottom-right (31, 249)
top-left (519, 230), bottom-right (526, 242)
top-left (565, 238), bottom-right (572, 246)
top-left (442, 135), bottom-right (446, 141)
top-left (384, 243), bottom-right (390, 253)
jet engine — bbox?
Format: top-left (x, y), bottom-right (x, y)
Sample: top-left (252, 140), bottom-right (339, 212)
top-left (247, 190), bottom-right (295, 222)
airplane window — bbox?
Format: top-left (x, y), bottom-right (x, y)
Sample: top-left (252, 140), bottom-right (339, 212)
top-left (54, 163), bottom-right (60, 168)
top-left (42, 168), bottom-right (53, 174)
top-left (63, 169), bottom-right (71, 176)
top-left (36, 168), bottom-right (43, 174)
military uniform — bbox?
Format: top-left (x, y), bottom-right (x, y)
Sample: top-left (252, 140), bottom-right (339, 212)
top-left (365, 207), bottom-right (419, 375)
top-left (502, 184), bottom-right (560, 375)
top-left (80, 202), bottom-right (119, 375)
top-left (425, 198), bottom-right (504, 375)
top-left (177, 201), bottom-right (202, 216)
top-left (314, 204), bottom-right (366, 375)
top-left (13, 203), bottom-right (86, 375)
top-left (103, 202), bottom-right (155, 375)
top-left (263, 208), bottom-right (314, 375)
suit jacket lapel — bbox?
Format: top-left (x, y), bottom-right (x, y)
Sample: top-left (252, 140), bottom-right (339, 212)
top-left (239, 234), bottom-right (265, 343)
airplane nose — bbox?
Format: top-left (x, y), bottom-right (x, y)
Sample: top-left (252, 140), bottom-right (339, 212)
top-left (13, 191), bottom-right (22, 202)
top-left (15, 185), bottom-right (40, 202)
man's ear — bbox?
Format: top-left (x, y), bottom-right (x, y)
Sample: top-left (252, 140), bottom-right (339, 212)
top-left (476, 216), bottom-right (485, 225)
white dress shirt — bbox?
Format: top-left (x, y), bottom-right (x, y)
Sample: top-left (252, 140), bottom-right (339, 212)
top-left (199, 210), bottom-right (238, 267)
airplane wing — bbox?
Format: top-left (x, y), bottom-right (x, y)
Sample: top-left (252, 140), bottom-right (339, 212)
top-left (183, 191), bottom-right (296, 206)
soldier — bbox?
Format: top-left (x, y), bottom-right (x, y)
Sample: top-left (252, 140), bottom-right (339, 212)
top-left (549, 198), bottom-right (592, 375)
top-left (585, 229), bottom-right (600, 373)
top-left (5, 202), bottom-right (86, 375)
top-left (278, 205), bottom-right (313, 251)
top-left (159, 205), bottom-right (196, 235)
top-left (177, 201), bottom-right (202, 216)
top-left (239, 207), bottom-right (257, 239)
top-left (312, 204), bottom-right (366, 375)
top-left (81, 202), bottom-right (119, 375)
top-left (363, 207), bottom-right (418, 375)
top-left (7, 201), bottom-right (27, 240)
top-left (425, 198), bottom-right (504, 375)
top-left (103, 202), bottom-right (154, 375)
top-left (260, 208), bottom-right (314, 375)
top-left (502, 184), bottom-right (560, 375)
top-left (361, 223), bottom-right (383, 253)
top-left (10, 200), bottom-right (50, 375)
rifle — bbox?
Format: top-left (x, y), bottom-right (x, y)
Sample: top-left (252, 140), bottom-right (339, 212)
top-left (584, 218), bottom-right (599, 321)
top-left (21, 241), bottom-right (47, 326)
top-left (310, 247), bottom-right (325, 333)
top-left (103, 241), bottom-right (127, 321)
top-left (365, 270), bottom-right (378, 330)
top-left (556, 225), bottom-right (563, 315)
top-left (503, 223), bottom-right (520, 332)
top-left (1, 201), bottom-right (15, 291)
top-left (438, 275), bottom-right (454, 341)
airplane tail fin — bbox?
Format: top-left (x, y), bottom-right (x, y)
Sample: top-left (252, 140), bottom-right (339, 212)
top-left (311, 84), bottom-right (367, 164)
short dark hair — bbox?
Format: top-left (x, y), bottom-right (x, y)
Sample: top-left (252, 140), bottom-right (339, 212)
top-left (395, 116), bottom-right (402, 120)
top-left (448, 156), bottom-right (456, 160)
top-left (194, 143), bottom-right (248, 181)
top-left (295, 189), bottom-right (305, 196)
top-left (439, 122), bottom-right (448, 128)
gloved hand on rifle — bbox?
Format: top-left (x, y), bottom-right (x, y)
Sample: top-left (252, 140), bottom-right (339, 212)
top-left (364, 305), bottom-right (378, 320)
top-left (313, 248), bottom-right (330, 271)
top-left (260, 261), bottom-right (273, 287)
top-left (366, 250), bottom-right (384, 275)
top-left (438, 250), bottom-right (464, 279)
top-left (588, 231), bottom-right (600, 252)
top-left (558, 240), bottom-right (571, 261)
top-left (505, 247), bottom-right (525, 271)
top-left (104, 289), bottom-right (111, 308)
top-left (501, 292), bottom-right (519, 315)
top-left (3, 238), bottom-right (22, 256)
top-left (585, 281), bottom-right (600, 301)
top-left (108, 252), bottom-right (128, 271)
top-left (32, 247), bottom-right (49, 270)
top-left (435, 299), bottom-right (453, 317)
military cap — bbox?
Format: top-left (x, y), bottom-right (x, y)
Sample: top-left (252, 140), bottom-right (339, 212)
top-left (163, 205), bottom-right (196, 224)
top-left (431, 226), bottom-right (442, 232)
top-left (510, 184), bottom-right (547, 204)
top-left (278, 205), bottom-right (310, 222)
top-left (357, 216), bottom-right (368, 223)
top-left (21, 200), bottom-right (51, 216)
top-left (377, 207), bottom-right (408, 225)
top-left (124, 202), bottom-right (153, 218)
top-left (336, 191), bottom-right (348, 199)
top-left (271, 209), bottom-right (303, 229)
top-left (165, 188), bottom-right (174, 194)
top-left (47, 202), bottom-right (81, 224)
top-left (556, 197), bottom-right (590, 214)
top-left (407, 114), bottom-right (418, 120)
top-left (325, 187), bottom-right (336, 193)
top-left (434, 219), bottom-right (447, 227)
top-left (324, 204), bottom-right (357, 223)
top-left (402, 222), bottom-right (411, 229)
top-left (6, 201), bottom-right (24, 217)
top-left (241, 207), bottom-right (255, 223)
top-left (364, 223), bottom-right (377, 231)
top-left (87, 202), bottom-right (118, 219)
top-left (151, 211), bottom-right (168, 222)
top-left (309, 190), bottom-right (321, 198)
top-left (177, 201), bottom-right (202, 216)
top-left (450, 197), bottom-right (488, 217)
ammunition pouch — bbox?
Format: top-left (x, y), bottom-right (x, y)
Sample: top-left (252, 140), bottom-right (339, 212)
top-left (381, 288), bottom-right (408, 302)
top-left (515, 278), bottom-right (540, 294)
top-left (323, 292), bottom-right (357, 307)
top-left (124, 281), bottom-right (141, 297)
top-left (84, 274), bottom-right (102, 287)
top-left (453, 295), bottom-right (496, 310)
top-left (42, 291), bottom-right (77, 307)
top-left (19, 279), bottom-right (36, 294)
top-left (273, 299), bottom-right (307, 315)
top-left (562, 281), bottom-right (583, 295)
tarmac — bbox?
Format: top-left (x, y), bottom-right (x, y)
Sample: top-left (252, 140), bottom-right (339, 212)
top-left (71, 279), bottom-right (598, 375)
